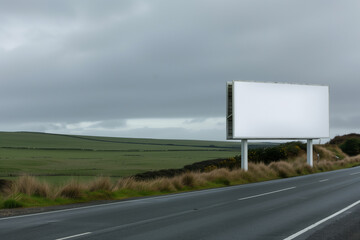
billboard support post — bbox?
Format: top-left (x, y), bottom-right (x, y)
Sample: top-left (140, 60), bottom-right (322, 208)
top-left (307, 139), bottom-right (313, 167)
top-left (241, 139), bottom-right (248, 171)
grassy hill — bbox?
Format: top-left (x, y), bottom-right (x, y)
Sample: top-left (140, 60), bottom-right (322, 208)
top-left (329, 133), bottom-right (360, 145)
top-left (329, 133), bottom-right (360, 156)
top-left (0, 132), bottom-right (275, 181)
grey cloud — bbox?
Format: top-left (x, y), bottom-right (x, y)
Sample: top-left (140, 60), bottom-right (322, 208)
top-left (331, 114), bottom-right (360, 129)
top-left (0, 0), bottom-right (140, 20)
top-left (92, 119), bottom-right (127, 129)
top-left (183, 118), bottom-right (209, 124)
top-left (0, 0), bottom-right (359, 139)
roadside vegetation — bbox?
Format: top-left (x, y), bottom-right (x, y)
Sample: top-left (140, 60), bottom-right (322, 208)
top-left (0, 133), bottom-right (359, 210)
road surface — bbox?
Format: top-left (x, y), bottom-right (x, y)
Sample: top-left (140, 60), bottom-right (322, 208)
top-left (1, 166), bottom-right (360, 240)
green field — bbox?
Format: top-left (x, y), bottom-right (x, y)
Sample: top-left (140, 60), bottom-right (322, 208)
top-left (0, 132), bottom-right (275, 182)
top-left (0, 132), bottom-right (231, 179)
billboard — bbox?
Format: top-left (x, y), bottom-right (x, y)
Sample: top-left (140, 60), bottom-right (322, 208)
top-left (227, 81), bottom-right (329, 139)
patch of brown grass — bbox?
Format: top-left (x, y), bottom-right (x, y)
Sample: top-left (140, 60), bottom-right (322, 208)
top-left (203, 168), bottom-right (230, 181)
top-left (315, 160), bottom-right (334, 171)
top-left (114, 177), bottom-right (136, 190)
top-left (12, 175), bottom-right (51, 198)
top-left (181, 172), bottom-right (196, 187)
top-left (88, 177), bottom-right (113, 192)
top-left (59, 180), bottom-right (83, 199)
top-left (202, 168), bottom-right (232, 186)
top-left (315, 145), bottom-right (337, 160)
top-left (115, 177), bottom-right (151, 192)
top-left (248, 162), bottom-right (276, 179)
top-left (269, 161), bottom-right (296, 178)
top-left (170, 176), bottom-right (185, 190)
top-left (150, 178), bottom-right (176, 192)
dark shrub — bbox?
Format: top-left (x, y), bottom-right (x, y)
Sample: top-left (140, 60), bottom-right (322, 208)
top-left (283, 141), bottom-right (305, 156)
top-left (340, 138), bottom-right (360, 156)
top-left (0, 179), bottom-right (12, 193)
top-left (249, 146), bottom-right (286, 164)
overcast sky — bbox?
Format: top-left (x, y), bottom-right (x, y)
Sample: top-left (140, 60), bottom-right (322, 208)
top-left (1, 0), bottom-right (359, 141)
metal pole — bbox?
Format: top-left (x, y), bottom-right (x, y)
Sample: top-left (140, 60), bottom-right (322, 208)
top-left (307, 139), bottom-right (313, 167)
top-left (241, 139), bottom-right (248, 171)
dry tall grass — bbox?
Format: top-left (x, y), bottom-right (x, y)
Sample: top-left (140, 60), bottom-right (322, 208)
top-left (2, 154), bottom-right (360, 203)
top-left (88, 177), bottom-right (112, 192)
top-left (315, 145), bottom-right (347, 160)
top-left (59, 180), bottom-right (84, 199)
top-left (11, 175), bottom-right (51, 198)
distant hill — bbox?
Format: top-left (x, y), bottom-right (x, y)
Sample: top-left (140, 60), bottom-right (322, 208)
top-left (0, 131), bottom-right (274, 150)
top-left (329, 133), bottom-right (360, 145)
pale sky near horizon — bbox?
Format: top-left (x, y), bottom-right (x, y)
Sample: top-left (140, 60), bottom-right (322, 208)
top-left (1, 0), bottom-right (359, 141)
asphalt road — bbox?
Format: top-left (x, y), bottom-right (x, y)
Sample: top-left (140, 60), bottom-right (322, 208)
top-left (1, 166), bottom-right (360, 240)
top-left (306, 204), bottom-right (360, 240)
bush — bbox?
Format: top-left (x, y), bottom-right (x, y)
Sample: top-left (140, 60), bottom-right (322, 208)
top-left (283, 141), bottom-right (305, 156)
top-left (3, 199), bottom-right (23, 209)
top-left (248, 145), bottom-right (292, 164)
top-left (264, 147), bottom-right (287, 162)
top-left (340, 138), bottom-right (360, 156)
top-left (0, 179), bottom-right (12, 194)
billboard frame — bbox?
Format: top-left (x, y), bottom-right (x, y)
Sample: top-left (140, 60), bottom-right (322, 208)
top-left (226, 80), bottom-right (330, 170)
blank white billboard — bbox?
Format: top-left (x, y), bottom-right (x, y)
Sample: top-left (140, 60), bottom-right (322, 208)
top-left (227, 81), bottom-right (329, 139)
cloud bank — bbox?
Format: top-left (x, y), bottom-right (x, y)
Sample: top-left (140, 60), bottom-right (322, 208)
top-left (1, 1), bottom-right (359, 140)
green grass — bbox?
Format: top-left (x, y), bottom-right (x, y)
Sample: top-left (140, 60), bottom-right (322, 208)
top-left (0, 132), bottom-right (274, 181)
top-left (2, 199), bottom-right (23, 208)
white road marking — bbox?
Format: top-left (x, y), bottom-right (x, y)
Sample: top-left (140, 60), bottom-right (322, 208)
top-left (350, 172), bottom-right (360, 175)
top-left (55, 232), bottom-right (91, 240)
top-left (238, 187), bottom-right (296, 201)
top-left (319, 179), bottom-right (329, 182)
top-left (283, 200), bottom-right (360, 240)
